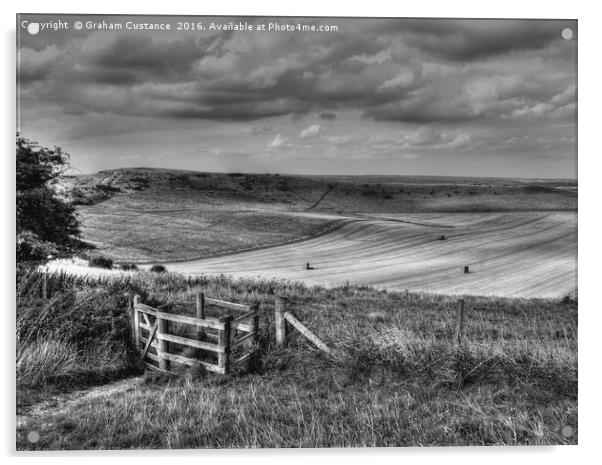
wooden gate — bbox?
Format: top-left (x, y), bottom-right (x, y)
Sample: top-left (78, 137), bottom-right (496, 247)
top-left (131, 294), bottom-right (259, 375)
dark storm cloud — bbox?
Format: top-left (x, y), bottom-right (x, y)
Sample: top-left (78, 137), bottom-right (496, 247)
top-left (18, 16), bottom-right (576, 131)
top-left (319, 112), bottom-right (337, 120)
top-left (166, 99), bottom-right (313, 121)
top-left (398, 20), bottom-right (569, 61)
top-left (87, 34), bottom-right (209, 76)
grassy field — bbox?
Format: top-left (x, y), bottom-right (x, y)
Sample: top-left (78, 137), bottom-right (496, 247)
top-left (17, 269), bottom-right (577, 449)
top-left (20, 169), bottom-right (577, 449)
top-left (63, 168), bottom-right (577, 262)
top-left (158, 211), bottom-right (576, 298)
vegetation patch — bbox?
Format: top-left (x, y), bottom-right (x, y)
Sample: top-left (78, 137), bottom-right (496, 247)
top-left (120, 263), bottom-right (138, 271)
top-left (16, 269), bottom-right (577, 449)
top-left (63, 168), bottom-right (576, 263)
top-left (88, 256), bottom-right (114, 269)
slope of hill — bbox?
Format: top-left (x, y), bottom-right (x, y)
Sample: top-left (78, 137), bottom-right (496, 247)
top-left (157, 211), bottom-right (576, 298)
top-left (63, 168), bottom-right (577, 263)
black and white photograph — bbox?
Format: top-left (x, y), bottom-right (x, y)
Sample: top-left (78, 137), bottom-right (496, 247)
top-left (15, 12), bottom-right (578, 451)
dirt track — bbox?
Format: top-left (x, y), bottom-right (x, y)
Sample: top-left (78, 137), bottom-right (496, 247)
top-left (156, 212), bottom-right (577, 298)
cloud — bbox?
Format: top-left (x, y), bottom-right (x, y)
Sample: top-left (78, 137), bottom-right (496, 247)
top-left (399, 20), bottom-right (568, 62)
top-left (379, 70), bottom-right (415, 90)
top-left (84, 33), bottom-right (207, 78)
top-left (267, 134), bottom-right (288, 148)
top-left (18, 16), bottom-right (576, 139)
top-left (326, 135), bottom-right (356, 146)
top-left (18, 45), bottom-right (61, 84)
top-left (406, 126), bottom-right (441, 146)
top-left (445, 134), bottom-right (472, 149)
top-left (299, 124), bottom-right (325, 138)
top-left (510, 83), bottom-right (577, 119)
top-left (364, 127), bottom-right (476, 154)
top-left (250, 126), bottom-right (274, 135)
top-left (349, 49), bottom-right (391, 64)
top-left (318, 112), bottom-right (337, 120)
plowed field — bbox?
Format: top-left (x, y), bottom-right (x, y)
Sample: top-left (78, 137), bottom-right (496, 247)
top-left (156, 212), bottom-right (576, 298)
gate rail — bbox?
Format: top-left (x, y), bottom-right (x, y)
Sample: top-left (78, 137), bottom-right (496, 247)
top-left (131, 294), bottom-right (259, 375)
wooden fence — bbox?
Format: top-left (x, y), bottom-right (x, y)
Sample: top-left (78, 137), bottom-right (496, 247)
top-left (131, 293), bottom-right (259, 375)
top-left (274, 296), bottom-right (333, 355)
top-left (273, 296), bottom-right (468, 351)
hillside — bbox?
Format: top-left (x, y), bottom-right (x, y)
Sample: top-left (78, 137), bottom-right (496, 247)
top-left (159, 211), bottom-right (576, 299)
top-left (61, 168), bottom-right (577, 263)
top-left (17, 270), bottom-right (578, 449)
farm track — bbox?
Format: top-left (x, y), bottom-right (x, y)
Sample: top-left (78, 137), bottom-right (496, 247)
top-left (156, 212), bottom-right (577, 299)
top-left (17, 377), bottom-right (145, 431)
top-left (306, 183), bottom-right (338, 210)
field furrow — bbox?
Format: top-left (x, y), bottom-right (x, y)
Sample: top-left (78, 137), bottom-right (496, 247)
top-left (156, 212), bottom-right (576, 298)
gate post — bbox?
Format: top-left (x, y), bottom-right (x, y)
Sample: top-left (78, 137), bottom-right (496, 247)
top-left (275, 296), bottom-right (287, 346)
top-left (218, 316), bottom-right (233, 374)
top-left (196, 292), bottom-right (206, 341)
top-left (133, 295), bottom-right (140, 350)
top-left (456, 299), bottom-right (465, 344)
top-left (249, 304), bottom-right (259, 350)
top-left (157, 317), bottom-right (170, 371)
top-left (247, 304), bottom-right (260, 370)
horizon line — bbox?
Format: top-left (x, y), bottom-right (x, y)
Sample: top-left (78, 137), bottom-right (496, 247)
top-left (68, 166), bottom-right (578, 182)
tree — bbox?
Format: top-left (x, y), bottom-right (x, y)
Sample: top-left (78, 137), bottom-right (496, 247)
top-left (16, 134), bottom-right (84, 262)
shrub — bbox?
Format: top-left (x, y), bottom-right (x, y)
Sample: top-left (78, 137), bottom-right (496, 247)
top-left (120, 263), bottom-right (138, 271)
top-left (89, 256), bottom-right (114, 269)
top-left (150, 264), bottom-right (166, 273)
top-left (16, 135), bottom-right (83, 263)
top-left (16, 269), bottom-right (140, 391)
top-left (276, 181), bottom-right (291, 191)
top-left (96, 184), bottom-right (120, 192)
top-left (17, 231), bottom-right (58, 262)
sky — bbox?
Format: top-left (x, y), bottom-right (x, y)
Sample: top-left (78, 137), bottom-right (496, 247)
top-left (17, 15), bottom-right (577, 178)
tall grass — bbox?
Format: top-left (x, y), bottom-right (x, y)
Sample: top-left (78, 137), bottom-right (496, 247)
top-left (17, 339), bottom-right (79, 387)
top-left (16, 267), bottom-right (140, 393)
top-left (16, 267), bottom-right (578, 449)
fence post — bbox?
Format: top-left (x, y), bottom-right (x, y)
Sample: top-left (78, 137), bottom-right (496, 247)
top-left (157, 317), bottom-right (170, 371)
top-left (127, 293), bottom-right (135, 343)
top-left (456, 299), bottom-right (465, 344)
top-left (250, 304), bottom-right (259, 346)
top-left (41, 273), bottom-right (47, 300)
top-left (218, 316), bottom-right (233, 374)
top-left (196, 292), bottom-right (206, 340)
top-left (247, 304), bottom-right (260, 366)
top-left (275, 296), bottom-right (287, 346)
top-left (133, 295), bottom-right (140, 350)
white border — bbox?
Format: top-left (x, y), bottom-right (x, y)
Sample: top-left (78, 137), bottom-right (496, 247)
top-left (3, 1), bottom-right (600, 464)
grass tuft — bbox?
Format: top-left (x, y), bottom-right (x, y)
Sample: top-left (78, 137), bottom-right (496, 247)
top-left (16, 267), bottom-right (577, 449)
